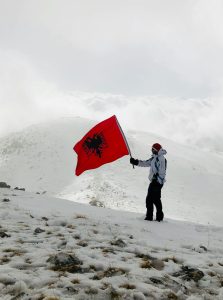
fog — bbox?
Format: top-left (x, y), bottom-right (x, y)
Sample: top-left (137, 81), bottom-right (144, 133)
top-left (1, 0), bottom-right (223, 151)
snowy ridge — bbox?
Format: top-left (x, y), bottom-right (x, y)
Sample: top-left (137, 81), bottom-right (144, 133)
top-left (1, 117), bottom-right (223, 226)
top-left (0, 187), bottom-right (223, 299)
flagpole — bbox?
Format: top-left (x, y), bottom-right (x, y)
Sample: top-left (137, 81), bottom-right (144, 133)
top-left (115, 116), bottom-right (135, 169)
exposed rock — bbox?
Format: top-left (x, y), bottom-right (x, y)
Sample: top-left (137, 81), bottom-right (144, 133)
top-left (135, 253), bottom-right (154, 260)
top-left (34, 227), bottom-right (45, 234)
top-left (65, 285), bottom-right (79, 294)
top-left (199, 245), bottom-right (208, 252)
top-left (0, 231), bottom-right (11, 238)
top-left (92, 267), bottom-right (127, 280)
top-left (151, 259), bottom-right (165, 271)
top-left (0, 182), bottom-right (10, 189)
top-left (73, 234), bottom-right (81, 240)
top-left (111, 238), bottom-right (127, 248)
top-left (150, 277), bottom-right (164, 284)
top-left (14, 187), bottom-right (25, 191)
top-left (193, 245), bottom-right (208, 253)
top-left (77, 240), bottom-right (88, 247)
top-left (2, 198), bottom-right (10, 202)
top-left (47, 252), bottom-right (83, 273)
top-left (173, 266), bottom-right (204, 282)
top-left (89, 198), bottom-right (105, 208)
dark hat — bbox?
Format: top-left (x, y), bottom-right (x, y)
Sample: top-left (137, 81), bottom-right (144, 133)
top-left (152, 143), bottom-right (162, 152)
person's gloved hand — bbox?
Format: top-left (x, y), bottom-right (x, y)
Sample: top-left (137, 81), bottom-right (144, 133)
top-left (130, 157), bottom-right (139, 166)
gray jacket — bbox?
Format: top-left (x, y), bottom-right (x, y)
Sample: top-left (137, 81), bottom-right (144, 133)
top-left (138, 148), bottom-right (167, 184)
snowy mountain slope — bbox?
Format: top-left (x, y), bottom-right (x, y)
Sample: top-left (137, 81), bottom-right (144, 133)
top-left (0, 187), bottom-right (223, 300)
top-left (0, 117), bottom-right (95, 193)
top-left (1, 117), bottom-right (223, 226)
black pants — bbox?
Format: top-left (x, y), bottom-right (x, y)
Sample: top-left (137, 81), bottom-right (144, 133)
top-left (146, 180), bottom-right (164, 221)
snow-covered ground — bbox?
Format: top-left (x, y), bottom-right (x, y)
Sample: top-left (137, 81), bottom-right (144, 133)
top-left (0, 117), bottom-right (223, 226)
top-left (1, 117), bottom-right (223, 299)
top-left (1, 187), bottom-right (223, 300)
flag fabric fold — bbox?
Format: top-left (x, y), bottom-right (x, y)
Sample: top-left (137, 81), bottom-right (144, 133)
top-left (73, 115), bottom-right (129, 176)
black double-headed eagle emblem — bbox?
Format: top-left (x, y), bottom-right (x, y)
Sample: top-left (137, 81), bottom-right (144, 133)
top-left (83, 132), bottom-right (107, 158)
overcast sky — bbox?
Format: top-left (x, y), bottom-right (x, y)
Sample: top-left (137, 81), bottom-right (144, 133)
top-left (1, 0), bottom-right (223, 97)
top-left (1, 0), bottom-right (223, 149)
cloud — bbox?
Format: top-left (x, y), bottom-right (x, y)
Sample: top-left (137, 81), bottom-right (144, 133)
top-left (0, 50), bottom-right (59, 135)
top-left (1, 1), bottom-right (223, 152)
top-left (1, 51), bottom-right (222, 152)
top-left (1, 0), bottom-right (223, 96)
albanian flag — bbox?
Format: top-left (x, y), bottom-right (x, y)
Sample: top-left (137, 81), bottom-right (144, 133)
top-left (73, 115), bottom-right (130, 176)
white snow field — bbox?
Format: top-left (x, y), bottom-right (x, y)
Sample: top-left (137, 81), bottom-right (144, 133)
top-left (0, 117), bottom-right (223, 226)
top-left (0, 117), bottom-right (223, 299)
top-left (0, 188), bottom-right (223, 300)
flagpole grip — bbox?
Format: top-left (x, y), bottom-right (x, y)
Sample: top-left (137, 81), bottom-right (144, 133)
top-left (130, 154), bottom-right (135, 169)
top-left (115, 116), bottom-right (135, 170)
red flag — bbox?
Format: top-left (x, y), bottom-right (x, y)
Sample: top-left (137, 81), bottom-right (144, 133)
top-left (73, 115), bottom-right (129, 176)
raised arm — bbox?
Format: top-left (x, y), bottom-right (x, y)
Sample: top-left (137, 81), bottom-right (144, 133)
top-left (138, 158), bottom-right (152, 167)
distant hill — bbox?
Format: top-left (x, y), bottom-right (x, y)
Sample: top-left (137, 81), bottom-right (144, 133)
top-left (1, 117), bottom-right (223, 226)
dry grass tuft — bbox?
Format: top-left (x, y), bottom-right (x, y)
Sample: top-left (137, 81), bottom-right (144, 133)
top-left (102, 247), bottom-right (116, 254)
top-left (85, 287), bottom-right (98, 295)
top-left (66, 224), bottom-right (76, 229)
top-left (105, 267), bottom-right (127, 277)
top-left (167, 292), bottom-right (178, 299)
top-left (75, 214), bottom-right (87, 219)
top-left (92, 267), bottom-right (127, 280)
top-left (119, 283), bottom-right (136, 290)
top-left (0, 255), bottom-right (10, 264)
top-left (89, 264), bottom-right (97, 271)
top-left (135, 253), bottom-right (153, 260)
top-left (163, 256), bottom-right (182, 264)
top-left (140, 260), bottom-right (152, 269)
top-left (16, 239), bottom-right (24, 244)
top-left (208, 271), bottom-right (216, 277)
top-left (110, 288), bottom-right (123, 300)
top-left (3, 248), bottom-right (26, 257)
top-left (71, 278), bottom-right (80, 284)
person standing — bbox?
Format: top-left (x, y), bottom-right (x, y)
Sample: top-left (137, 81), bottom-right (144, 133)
top-left (130, 143), bottom-right (167, 221)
